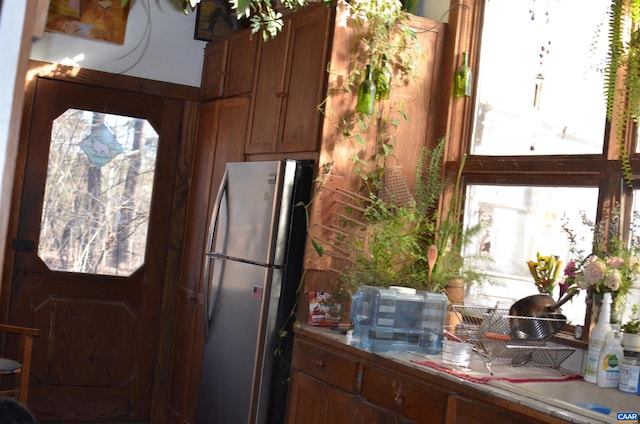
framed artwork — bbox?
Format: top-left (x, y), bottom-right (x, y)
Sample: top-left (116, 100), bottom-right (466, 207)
top-left (194, 0), bottom-right (249, 41)
top-left (45, 0), bottom-right (131, 45)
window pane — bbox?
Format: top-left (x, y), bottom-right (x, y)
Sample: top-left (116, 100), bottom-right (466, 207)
top-left (39, 109), bottom-right (158, 276)
top-left (462, 185), bottom-right (599, 326)
top-left (471, 0), bottom-right (608, 156)
top-left (623, 190), bottom-right (640, 322)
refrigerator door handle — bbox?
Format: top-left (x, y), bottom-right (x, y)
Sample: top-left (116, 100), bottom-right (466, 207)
top-left (202, 169), bottom-right (229, 340)
top-left (206, 252), bottom-right (284, 270)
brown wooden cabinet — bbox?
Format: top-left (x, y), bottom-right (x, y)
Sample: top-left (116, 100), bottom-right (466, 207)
top-left (182, 5), bottom-right (449, 423)
top-left (201, 31), bottom-right (257, 100)
top-left (245, 4), bottom-right (333, 155)
top-left (166, 97), bottom-right (249, 423)
top-left (287, 326), bottom-right (578, 424)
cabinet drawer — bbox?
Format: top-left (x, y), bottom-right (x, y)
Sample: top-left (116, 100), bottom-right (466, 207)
top-left (291, 339), bottom-right (359, 393)
top-left (450, 395), bottom-right (542, 424)
top-left (361, 365), bottom-right (446, 423)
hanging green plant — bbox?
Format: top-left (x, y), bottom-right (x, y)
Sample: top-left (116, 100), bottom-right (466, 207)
top-left (318, 0), bottom-right (421, 195)
top-left (605, 0), bottom-right (640, 187)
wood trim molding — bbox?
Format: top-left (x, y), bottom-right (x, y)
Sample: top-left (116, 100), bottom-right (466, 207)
top-left (26, 60), bottom-right (201, 101)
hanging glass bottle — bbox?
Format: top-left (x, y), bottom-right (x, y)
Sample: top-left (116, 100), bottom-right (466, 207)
top-left (373, 55), bottom-right (391, 100)
top-left (454, 51), bottom-right (472, 98)
top-left (356, 64), bottom-right (376, 115)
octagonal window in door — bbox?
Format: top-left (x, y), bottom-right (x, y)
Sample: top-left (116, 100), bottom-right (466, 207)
top-left (39, 109), bottom-right (158, 275)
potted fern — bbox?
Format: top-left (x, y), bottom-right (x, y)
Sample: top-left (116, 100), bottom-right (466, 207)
top-left (336, 139), bottom-right (491, 299)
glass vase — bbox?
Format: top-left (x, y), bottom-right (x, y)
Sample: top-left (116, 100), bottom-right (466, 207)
top-left (591, 290), bottom-right (625, 326)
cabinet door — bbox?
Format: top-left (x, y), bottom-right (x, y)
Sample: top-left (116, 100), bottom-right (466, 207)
top-left (354, 400), bottom-right (398, 424)
top-left (166, 97), bottom-right (249, 423)
top-left (245, 4), bottom-right (331, 154)
top-left (201, 33), bottom-right (257, 100)
top-left (286, 371), bottom-right (365, 424)
top-left (446, 395), bottom-right (543, 424)
top-left (360, 365), bottom-right (447, 424)
top-left (276, 4), bottom-right (331, 153)
top-left (286, 371), bottom-right (327, 424)
top-left (224, 33), bottom-right (257, 97)
top-left (201, 40), bottom-right (227, 99)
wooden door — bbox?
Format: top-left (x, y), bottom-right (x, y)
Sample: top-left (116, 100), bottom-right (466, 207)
top-left (7, 77), bottom-right (182, 422)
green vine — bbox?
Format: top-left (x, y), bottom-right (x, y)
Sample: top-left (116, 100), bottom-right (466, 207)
top-left (320, 0), bottom-right (421, 194)
top-left (605, 0), bottom-right (640, 188)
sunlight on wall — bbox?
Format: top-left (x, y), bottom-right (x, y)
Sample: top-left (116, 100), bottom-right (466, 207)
top-left (30, 0), bottom-right (206, 87)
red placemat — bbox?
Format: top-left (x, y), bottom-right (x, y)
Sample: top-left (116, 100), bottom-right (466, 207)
top-left (410, 359), bottom-right (583, 384)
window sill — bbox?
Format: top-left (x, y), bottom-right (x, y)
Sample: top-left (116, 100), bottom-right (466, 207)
top-left (551, 330), bottom-right (587, 350)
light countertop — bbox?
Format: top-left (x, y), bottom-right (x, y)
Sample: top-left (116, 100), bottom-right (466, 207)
top-left (299, 325), bottom-right (639, 424)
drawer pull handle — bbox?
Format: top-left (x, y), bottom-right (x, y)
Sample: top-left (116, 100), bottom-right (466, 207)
top-left (314, 360), bottom-right (325, 368)
top-left (394, 391), bottom-right (404, 405)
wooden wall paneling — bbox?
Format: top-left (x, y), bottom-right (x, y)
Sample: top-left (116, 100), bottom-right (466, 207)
top-left (386, 14), bottom-right (447, 193)
top-left (150, 99), bottom-right (200, 423)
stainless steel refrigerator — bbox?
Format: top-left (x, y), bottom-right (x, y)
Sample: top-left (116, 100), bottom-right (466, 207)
top-left (195, 160), bottom-right (313, 424)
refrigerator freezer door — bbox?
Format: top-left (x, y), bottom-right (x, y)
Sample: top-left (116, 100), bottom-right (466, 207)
top-left (218, 161), bottom-right (283, 266)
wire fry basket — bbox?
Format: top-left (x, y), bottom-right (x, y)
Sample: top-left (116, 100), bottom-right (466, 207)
top-left (451, 305), bottom-right (574, 371)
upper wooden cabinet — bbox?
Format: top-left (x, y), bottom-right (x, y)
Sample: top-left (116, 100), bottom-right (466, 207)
top-left (201, 31), bottom-right (258, 100)
top-left (245, 4), bottom-right (333, 155)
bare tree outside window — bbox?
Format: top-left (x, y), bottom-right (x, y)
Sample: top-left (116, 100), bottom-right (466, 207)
top-left (38, 109), bottom-right (158, 276)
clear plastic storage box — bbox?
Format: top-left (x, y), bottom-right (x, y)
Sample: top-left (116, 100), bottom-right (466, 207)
top-left (350, 285), bottom-right (448, 354)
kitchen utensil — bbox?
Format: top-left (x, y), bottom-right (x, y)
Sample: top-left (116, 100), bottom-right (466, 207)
top-left (508, 290), bottom-right (577, 318)
top-left (509, 314), bottom-right (568, 341)
top-left (426, 244), bottom-right (438, 291)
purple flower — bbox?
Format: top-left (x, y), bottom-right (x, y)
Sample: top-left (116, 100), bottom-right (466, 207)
top-left (563, 260), bottom-right (577, 277)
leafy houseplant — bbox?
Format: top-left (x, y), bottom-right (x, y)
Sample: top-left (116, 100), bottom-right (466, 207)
top-left (336, 139), bottom-right (491, 299)
top-left (622, 304), bottom-right (640, 349)
top-left (622, 305), bottom-right (640, 333)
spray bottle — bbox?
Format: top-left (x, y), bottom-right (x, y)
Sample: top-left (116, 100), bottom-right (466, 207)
top-left (584, 292), bottom-right (612, 383)
top-left (597, 330), bottom-right (624, 388)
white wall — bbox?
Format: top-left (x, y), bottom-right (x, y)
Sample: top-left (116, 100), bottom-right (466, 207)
top-left (419, 0), bottom-right (452, 22)
top-left (30, 0), bottom-right (207, 87)
top-left (0, 0), bottom-right (46, 285)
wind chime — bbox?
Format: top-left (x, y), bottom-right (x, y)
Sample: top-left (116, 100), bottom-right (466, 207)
top-left (530, 0), bottom-right (551, 110)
